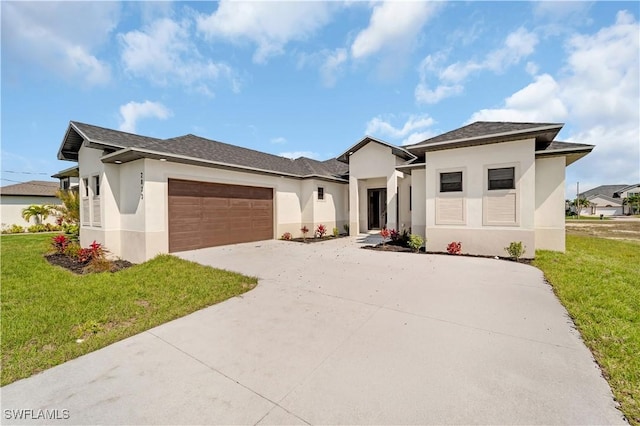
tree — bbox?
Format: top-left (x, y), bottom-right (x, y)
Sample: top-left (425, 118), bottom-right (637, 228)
top-left (623, 194), bottom-right (640, 215)
top-left (50, 189), bottom-right (80, 225)
top-left (572, 198), bottom-right (591, 218)
top-left (21, 205), bottom-right (52, 225)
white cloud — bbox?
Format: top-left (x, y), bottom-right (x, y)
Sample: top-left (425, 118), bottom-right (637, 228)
top-left (468, 11), bottom-right (639, 194)
top-left (118, 101), bottom-right (172, 133)
top-left (320, 48), bottom-right (348, 87)
top-left (366, 114), bottom-right (436, 145)
top-left (2, 2), bottom-right (118, 86)
top-left (416, 27), bottom-right (538, 104)
top-left (351, 2), bottom-right (441, 59)
top-left (270, 137), bottom-right (287, 145)
top-left (525, 61), bottom-right (539, 76)
top-left (279, 151), bottom-right (321, 160)
top-left (120, 18), bottom-right (238, 94)
top-left (196, 1), bottom-right (334, 63)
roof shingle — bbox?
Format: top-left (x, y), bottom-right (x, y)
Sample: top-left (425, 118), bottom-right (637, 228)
top-left (0, 181), bottom-right (59, 197)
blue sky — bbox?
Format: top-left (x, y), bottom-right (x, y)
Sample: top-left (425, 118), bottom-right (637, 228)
top-left (2, 1), bottom-right (639, 196)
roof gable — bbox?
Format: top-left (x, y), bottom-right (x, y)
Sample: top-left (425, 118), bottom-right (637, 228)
top-left (337, 136), bottom-right (416, 164)
top-left (579, 184), bottom-right (629, 199)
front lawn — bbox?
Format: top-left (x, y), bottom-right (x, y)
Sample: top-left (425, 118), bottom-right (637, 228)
top-left (1, 234), bottom-right (257, 386)
top-left (534, 235), bottom-right (640, 425)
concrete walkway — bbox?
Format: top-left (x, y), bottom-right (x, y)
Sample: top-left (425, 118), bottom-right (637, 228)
top-left (1, 237), bottom-right (625, 425)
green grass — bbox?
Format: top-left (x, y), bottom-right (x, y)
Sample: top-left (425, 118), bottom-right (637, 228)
top-left (1, 233), bottom-right (257, 386)
top-left (534, 235), bottom-right (640, 425)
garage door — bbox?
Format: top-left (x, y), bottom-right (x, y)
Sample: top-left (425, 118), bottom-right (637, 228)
top-left (168, 179), bottom-right (273, 252)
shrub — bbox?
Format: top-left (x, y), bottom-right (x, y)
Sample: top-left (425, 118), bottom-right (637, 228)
top-left (281, 232), bottom-right (292, 240)
top-left (408, 234), bottom-right (424, 252)
top-left (446, 241), bottom-right (462, 255)
top-left (343, 223), bottom-right (350, 234)
top-left (504, 241), bottom-right (526, 261)
top-left (2, 224), bottom-right (25, 234)
top-left (77, 241), bottom-right (106, 264)
top-left (316, 224), bottom-right (327, 238)
top-left (380, 228), bottom-right (391, 246)
top-left (300, 226), bottom-right (309, 241)
top-left (44, 223), bottom-right (62, 232)
top-left (332, 227), bottom-right (339, 237)
top-left (64, 242), bottom-right (82, 259)
top-left (83, 257), bottom-right (113, 274)
top-left (51, 234), bottom-right (70, 254)
top-left (27, 224), bottom-right (48, 233)
top-left (63, 223), bottom-right (80, 241)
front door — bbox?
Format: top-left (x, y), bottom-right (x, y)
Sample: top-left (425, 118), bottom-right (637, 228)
top-left (368, 188), bottom-right (387, 230)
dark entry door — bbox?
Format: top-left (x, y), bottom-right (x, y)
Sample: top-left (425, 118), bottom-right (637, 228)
top-left (368, 188), bottom-right (387, 230)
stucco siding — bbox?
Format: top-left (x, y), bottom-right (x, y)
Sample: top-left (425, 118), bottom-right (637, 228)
top-left (534, 156), bottom-right (565, 251)
top-left (424, 139), bottom-right (536, 257)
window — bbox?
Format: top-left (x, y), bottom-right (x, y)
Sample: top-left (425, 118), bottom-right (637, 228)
top-left (93, 175), bottom-right (100, 196)
top-left (409, 186), bottom-right (412, 211)
top-left (440, 171), bottom-right (463, 192)
top-left (317, 187), bottom-right (324, 201)
top-left (83, 178), bottom-right (89, 197)
top-left (488, 167), bottom-right (515, 190)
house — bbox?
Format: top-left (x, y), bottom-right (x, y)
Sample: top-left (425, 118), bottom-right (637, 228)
top-left (577, 184), bottom-right (630, 216)
top-left (0, 180), bottom-right (62, 228)
top-left (54, 121), bottom-right (593, 263)
top-left (614, 184), bottom-right (640, 214)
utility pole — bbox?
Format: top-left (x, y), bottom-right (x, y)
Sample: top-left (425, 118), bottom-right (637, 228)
top-left (576, 182), bottom-right (580, 218)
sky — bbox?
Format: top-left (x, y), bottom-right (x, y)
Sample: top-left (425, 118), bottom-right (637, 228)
top-left (2, 1), bottom-right (639, 197)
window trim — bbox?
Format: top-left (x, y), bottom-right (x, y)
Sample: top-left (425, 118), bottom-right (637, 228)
top-left (435, 167), bottom-right (466, 225)
top-left (317, 186), bottom-right (324, 201)
top-left (93, 175), bottom-right (100, 197)
top-left (487, 167), bottom-right (515, 191)
top-left (439, 171), bottom-right (463, 193)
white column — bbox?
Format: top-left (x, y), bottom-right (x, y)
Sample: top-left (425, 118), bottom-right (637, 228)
top-left (349, 175), bottom-right (359, 236)
top-left (386, 171), bottom-right (398, 230)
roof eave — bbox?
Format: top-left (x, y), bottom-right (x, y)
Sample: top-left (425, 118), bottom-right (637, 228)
top-left (101, 148), bottom-right (348, 183)
top-left (409, 124), bottom-right (564, 153)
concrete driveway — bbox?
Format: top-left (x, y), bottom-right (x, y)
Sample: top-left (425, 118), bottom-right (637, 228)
top-left (2, 237), bottom-right (625, 425)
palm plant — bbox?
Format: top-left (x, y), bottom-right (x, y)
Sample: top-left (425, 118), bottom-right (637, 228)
top-left (623, 194), bottom-right (640, 215)
top-left (21, 205), bottom-right (52, 225)
top-left (50, 189), bottom-right (80, 225)
top-left (572, 197), bottom-right (591, 218)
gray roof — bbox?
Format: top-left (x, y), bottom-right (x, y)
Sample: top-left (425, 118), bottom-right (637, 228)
top-left (59, 122), bottom-right (348, 181)
top-left (0, 180), bottom-right (59, 197)
top-left (407, 121), bottom-right (563, 148)
top-left (579, 184), bottom-right (629, 199)
top-left (337, 136), bottom-right (416, 164)
top-left (613, 183), bottom-right (640, 195)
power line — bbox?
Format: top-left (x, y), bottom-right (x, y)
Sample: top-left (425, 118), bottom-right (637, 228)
top-left (2, 170), bottom-right (50, 175)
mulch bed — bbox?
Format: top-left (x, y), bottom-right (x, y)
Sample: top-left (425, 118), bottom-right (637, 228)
top-left (45, 253), bottom-right (134, 275)
top-left (362, 243), bottom-right (532, 264)
top-left (286, 234), bottom-right (349, 244)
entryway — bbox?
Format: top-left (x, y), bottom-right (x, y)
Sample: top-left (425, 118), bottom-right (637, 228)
top-left (367, 188), bottom-right (387, 229)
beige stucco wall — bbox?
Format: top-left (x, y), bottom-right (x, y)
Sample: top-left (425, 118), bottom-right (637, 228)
top-left (348, 142), bottom-right (403, 233)
top-left (534, 156), bottom-right (566, 251)
top-left (410, 168), bottom-right (426, 238)
top-left (1, 195), bottom-right (61, 228)
top-left (77, 145), bottom-right (348, 262)
top-left (424, 139), bottom-right (536, 258)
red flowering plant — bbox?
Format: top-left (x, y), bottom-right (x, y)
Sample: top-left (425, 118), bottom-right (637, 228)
top-left (77, 241), bottom-right (105, 264)
top-left (281, 232), bottom-right (292, 241)
top-left (300, 226), bottom-right (309, 241)
top-left (51, 234), bottom-right (70, 254)
top-left (315, 224), bottom-right (327, 238)
top-left (380, 227), bottom-right (391, 246)
top-left (446, 241), bottom-right (462, 255)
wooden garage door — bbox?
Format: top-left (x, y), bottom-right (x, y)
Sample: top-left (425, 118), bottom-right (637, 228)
top-left (168, 179), bottom-right (273, 252)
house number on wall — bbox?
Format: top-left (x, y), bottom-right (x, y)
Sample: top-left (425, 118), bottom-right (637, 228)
top-left (140, 172), bottom-right (144, 200)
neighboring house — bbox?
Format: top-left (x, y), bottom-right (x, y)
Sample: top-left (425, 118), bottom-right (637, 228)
top-left (577, 184), bottom-right (629, 216)
top-left (55, 121), bottom-right (593, 262)
top-left (0, 180), bottom-right (61, 228)
top-left (614, 184), bottom-right (640, 214)
top-left (52, 166), bottom-right (80, 191)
